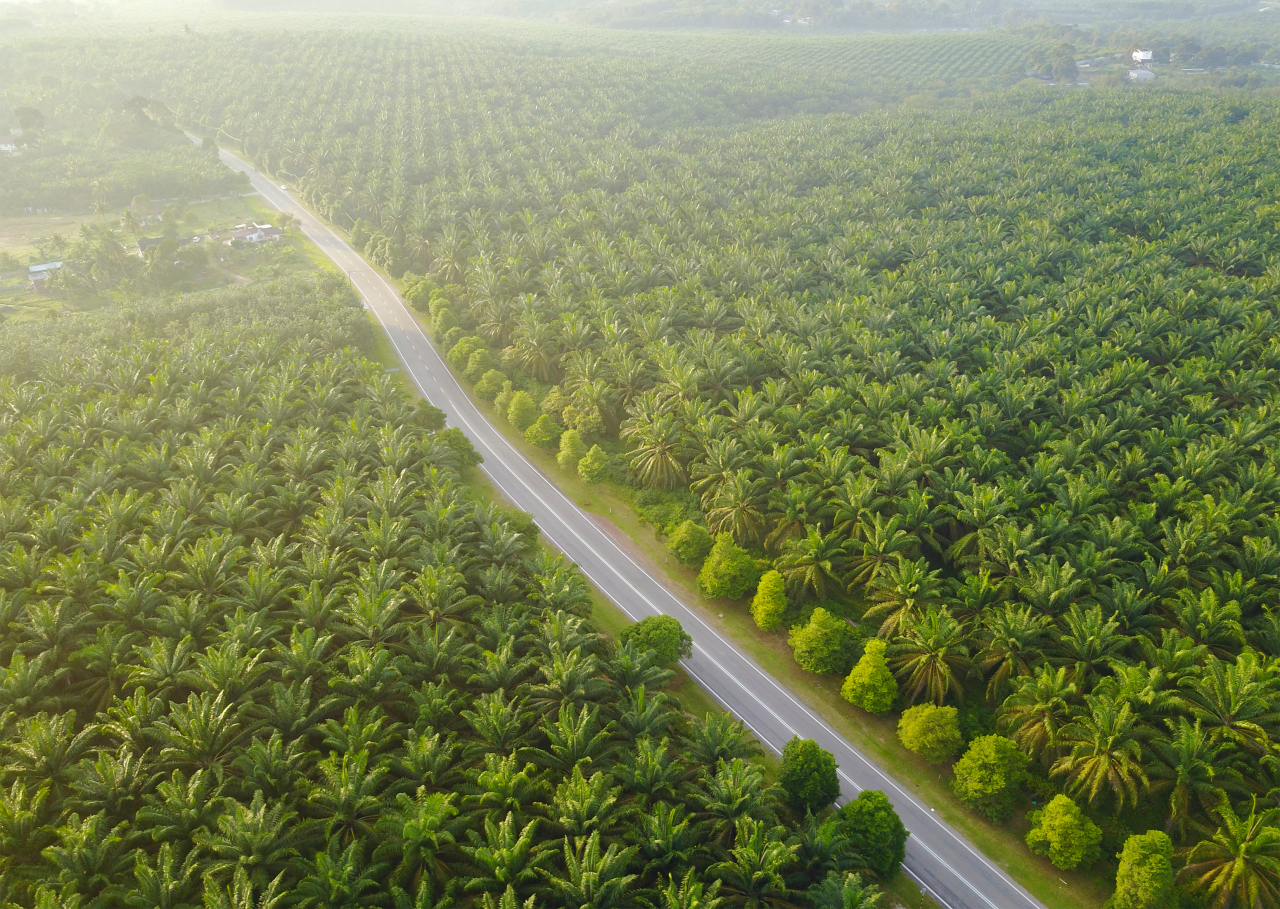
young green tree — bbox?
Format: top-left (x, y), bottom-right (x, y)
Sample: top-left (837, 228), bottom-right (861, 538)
top-left (951, 735), bottom-right (1029, 821)
top-left (525, 414), bottom-right (562, 448)
top-left (476, 369), bottom-right (507, 401)
top-left (839, 791), bottom-right (907, 879)
top-left (841, 640), bottom-right (897, 714)
top-left (668, 520), bottom-right (714, 567)
top-left (557, 429), bottom-right (588, 472)
top-left (779, 737), bottom-right (840, 815)
top-left (447, 335), bottom-right (485, 371)
top-left (696, 533), bottom-right (758, 600)
top-left (750, 570), bottom-right (788, 631)
top-left (897, 704), bottom-right (962, 764)
top-left (507, 391), bottom-right (538, 431)
top-left (493, 380), bottom-right (515, 417)
top-left (1025, 795), bottom-right (1102, 871)
top-left (789, 608), bottom-right (862, 675)
top-left (1113, 830), bottom-right (1175, 909)
top-left (619, 615), bottom-right (693, 665)
top-left (578, 445), bottom-right (609, 483)
top-left (465, 348), bottom-right (497, 383)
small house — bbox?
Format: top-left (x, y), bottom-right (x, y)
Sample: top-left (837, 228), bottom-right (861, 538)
top-left (226, 223), bottom-right (284, 244)
top-left (1132, 49), bottom-right (1154, 63)
top-left (1129, 69), bottom-right (1156, 82)
top-left (27, 261), bottom-right (62, 292)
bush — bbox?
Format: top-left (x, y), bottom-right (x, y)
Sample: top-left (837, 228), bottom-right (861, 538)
top-left (951, 735), bottom-right (1029, 821)
top-left (897, 704), bottom-right (962, 764)
top-left (493, 380), bottom-right (515, 417)
top-left (475, 368), bottom-right (507, 400)
top-left (525, 414), bottom-right (562, 448)
top-left (437, 427), bottom-right (482, 469)
top-left (839, 790), bottom-right (908, 879)
top-left (668, 520), bottom-right (713, 566)
top-left (541, 386), bottom-right (571, 421)
top-left (697, 533), bottom-right (759, 600)
top-left (780, 737), bottom-right (840, 814)
top-left (841, 639), bottom-right (897, 714)
top-left (1025, 795), bottom-right (1102, 871)
top-left (557, 429), bottom-right (588, 472)
top-left (411, 400), bottom-right (446, 432)
top-left (507, 391), bottom-right (538, 431)
top-left (579, 444), bottom-right (609, 483)
top-left (789, 608), bottom-right (863, 675)
top-left (464, 348), bottom-right (497, 383)
top-left (446, 335), bottom-right (485, 371)
top-left (619, 615), bottom-right (692, 665)
top-left (1112, 830), bottom-right (1174, 909)
top-left (751, 569), bottom-right (789, 631)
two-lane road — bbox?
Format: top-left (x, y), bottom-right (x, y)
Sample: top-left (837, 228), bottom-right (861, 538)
top-left (210, 140), bottom-right (1048, 909)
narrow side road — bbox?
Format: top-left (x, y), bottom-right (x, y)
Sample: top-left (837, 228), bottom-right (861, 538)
top-left (207, 138), bottom-right (1049, 909)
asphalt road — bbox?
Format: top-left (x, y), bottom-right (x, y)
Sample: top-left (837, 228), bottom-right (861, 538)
top-left (210, 141), bottom-right (1049, 909)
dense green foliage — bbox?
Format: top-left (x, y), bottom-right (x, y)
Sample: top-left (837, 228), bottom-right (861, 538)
top-left (950, 735), bottom-right (1029, 821)
top-left (696, 534), bottom-right (757, 601)
top-left (0, 76), bottom-right (240, 215)
top-left (1027, 795), bottom-right (1103, 871)
top-left (618, 615), bottom-right (693, 666)
top-left (0, 279), bottom-right (911, 908)
top-left (15, 20), bottom-right (1280, 898)
top-left (1112, 830), bottom-right (1175, 909)
top-left (750, 570), bottom-right (788, 631)
top-left (666, 520), bottom-right (713, 568)
top-left (788, 608), bottom-right (862, 676)
top-left (838, 791), bottom-right (907, 880)
top-left (839, 640), bottom-right (896, 715)
top-left (896, 704), bottom-right (962, 764)
top-left (778, 738), bottom-right (840, 816)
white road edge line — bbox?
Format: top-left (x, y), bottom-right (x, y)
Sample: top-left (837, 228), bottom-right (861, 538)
top-left (217, 141), bottom-right (1043, 909)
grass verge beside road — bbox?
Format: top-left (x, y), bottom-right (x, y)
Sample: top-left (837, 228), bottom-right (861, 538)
top-left (401, 304), bottom-right (1111, 909)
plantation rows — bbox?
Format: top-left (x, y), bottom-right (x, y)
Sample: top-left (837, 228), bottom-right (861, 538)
top-left (0, 278), bottom-right (900, 909)
top-left (7, 26), bottom-right (1280, 906)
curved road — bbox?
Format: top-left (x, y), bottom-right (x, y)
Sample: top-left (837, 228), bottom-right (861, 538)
top-left (212, 142), bottom-right (1047, 909)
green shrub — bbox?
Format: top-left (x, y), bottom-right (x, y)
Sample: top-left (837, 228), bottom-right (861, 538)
top-left (841, 639), bottom-right (897, 714)
top-left (897, 704), bottom-right (962, 764)
top-left (557, 429), bottom-right (588, 472)
top-left (951, 735), bottom-right (1029, 821)
top-left (619, 615), bottom-right (693, 665)
top-left (525, 414), bottom-right (562, 448)
top-left (412, 400), bottom-right (446, 432)
top-left (839, 790), bottom-right (907, 879)
top-left (440, 325), bottom-right (466, 352)
top-left (1026, 795), bottom-right (1101, 871)
top-left (1112, 830), bottom-right (1175, 909)
top-left (789, 608), bottom-right (862, 675)
top-left (493, 380), bottom-right (515, 416)
top-left (475, 368), bottom-right (507, 400)
top-left (541, 385), bottom-right (571, 421)
top-left (697, 533), bottom-right (758, 600)
top-left (751, 569), bottom-right (789, 630)
top-left (779, 737), bottom-right (840, 814)
top-left (436, 427), bottom-right (482, 469)
top-left (507, 391), bottom-right (538, 431)
top-left (464, 347), bottom-right (497, 383)
top-left (667, 520), bottom-right (713, 566)
top-left (579, 444), bottom-right (609, 483)
top-left (446, 335), bottom-right (485, 371)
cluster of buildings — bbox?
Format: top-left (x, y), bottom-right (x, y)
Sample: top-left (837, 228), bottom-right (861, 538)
top-left (134, 222), bottom-right (284, 254)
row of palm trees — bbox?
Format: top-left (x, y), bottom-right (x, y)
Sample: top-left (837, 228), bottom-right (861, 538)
top-left (23, 30), bottom-right (1280, 899)
top-left (0, 281), bottom-right (883, 908)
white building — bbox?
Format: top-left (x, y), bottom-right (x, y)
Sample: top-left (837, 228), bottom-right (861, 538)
top-left (1133, 49), bottom-right (1154, 63)
top-left (225, 223), bottom-right (284, 244)
top-left (1129, 69), bottom-right (1156, 82)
